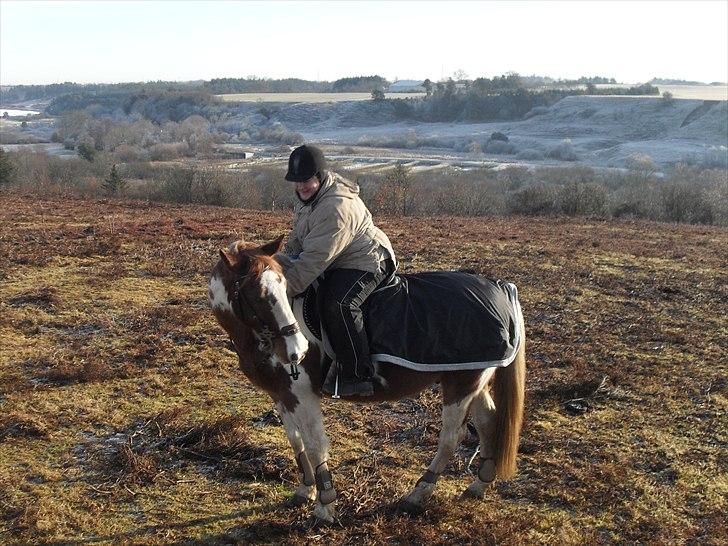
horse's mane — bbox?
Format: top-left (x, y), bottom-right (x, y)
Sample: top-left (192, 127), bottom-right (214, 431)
top-left (248, 253), bottom-right (283, 279)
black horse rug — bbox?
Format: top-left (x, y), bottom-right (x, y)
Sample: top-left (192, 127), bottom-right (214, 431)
top-left (293, 271), bottom-right (522, 372)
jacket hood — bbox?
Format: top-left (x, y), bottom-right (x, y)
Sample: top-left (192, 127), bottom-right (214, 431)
top-left (308, 172), bottom-right (359, 208)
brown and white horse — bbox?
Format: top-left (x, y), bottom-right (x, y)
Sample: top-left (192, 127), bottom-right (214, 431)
top-left (208, 236), bottom-right (526, 523)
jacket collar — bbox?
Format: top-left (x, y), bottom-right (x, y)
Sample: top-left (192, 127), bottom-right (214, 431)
top-left (304, 172), bottom-right (336, 210)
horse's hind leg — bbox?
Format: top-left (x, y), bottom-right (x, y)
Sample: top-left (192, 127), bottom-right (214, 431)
top-left (276, 402), bottom-right (317, 506)
top-left (401, 370), bottom-right (486, 513)
top-left (462, 386), bottom-right (497, 499)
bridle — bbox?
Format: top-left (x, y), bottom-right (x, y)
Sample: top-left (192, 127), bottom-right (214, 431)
top-left (231, 270), bottom-right (302, 380)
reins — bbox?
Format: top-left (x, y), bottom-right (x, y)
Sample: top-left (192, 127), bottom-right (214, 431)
top-left (232, 272), bottom-right (302, 380)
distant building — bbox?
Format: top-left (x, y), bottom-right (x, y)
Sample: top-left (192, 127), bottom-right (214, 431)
top-left (388, 80), bottom-right (425, 93)
top-left (217, 144), bottom-right (254, 159)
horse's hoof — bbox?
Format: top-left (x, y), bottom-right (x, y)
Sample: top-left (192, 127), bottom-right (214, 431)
top-left (285, 493), bottom-right (311, 507)
top-left (460, 487), bottom-right (485, 500)
top-left (398, 499), bottom-right (424, 515)
top-left (308, 514), bottom-right (335, 528)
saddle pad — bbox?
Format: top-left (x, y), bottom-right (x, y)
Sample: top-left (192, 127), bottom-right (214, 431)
top-left (293, 272), bottom-right (522, 372)
top-left (364, 272), bottom-right (521, 371)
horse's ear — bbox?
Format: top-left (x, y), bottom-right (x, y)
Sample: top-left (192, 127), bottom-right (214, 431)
top-left (260, 234), bottom-right (285, 256)
top-left (219, 248), bottom-right (237, 269)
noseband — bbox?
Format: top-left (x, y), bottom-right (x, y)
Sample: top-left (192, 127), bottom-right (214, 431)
top-left (231, 272), bottom-right (302, 380)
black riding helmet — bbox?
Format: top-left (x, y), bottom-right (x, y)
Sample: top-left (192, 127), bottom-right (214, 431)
top-left (285, 145), bottom-right (328, 182)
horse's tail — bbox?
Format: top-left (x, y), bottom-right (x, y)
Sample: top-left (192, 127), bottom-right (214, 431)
top-left (492, 287), bottom-right (526, 479)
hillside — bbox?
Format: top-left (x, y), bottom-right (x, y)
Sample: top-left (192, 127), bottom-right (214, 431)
top-left (1, 194), bottom-right (726, 544)
top-left (262, 96), bottom-right (727, 169)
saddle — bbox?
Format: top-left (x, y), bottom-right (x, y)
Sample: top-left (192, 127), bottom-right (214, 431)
top-left (292, 271), bottom-right (522, 372)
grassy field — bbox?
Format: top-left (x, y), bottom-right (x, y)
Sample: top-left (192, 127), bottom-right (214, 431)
top-left (0, 193), bottom-right (726, 544)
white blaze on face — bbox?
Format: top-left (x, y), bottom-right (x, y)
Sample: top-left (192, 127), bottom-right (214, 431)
top-left (208, 274), bottom-right (233, 313)
top-left (261, 269), bottom-right (308, 363)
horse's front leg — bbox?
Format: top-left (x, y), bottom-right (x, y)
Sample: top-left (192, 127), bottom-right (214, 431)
top-left (277, 382), bottom-right (337, 523)
top-left (276, 401), bottom-right (317, 506)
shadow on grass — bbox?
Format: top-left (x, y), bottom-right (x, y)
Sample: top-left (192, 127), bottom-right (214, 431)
top-left (45, 501), bottom-right (291, 545)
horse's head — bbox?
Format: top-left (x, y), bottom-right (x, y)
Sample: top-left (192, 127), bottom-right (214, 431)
top-left (209, 235), bottom-right (308, 366)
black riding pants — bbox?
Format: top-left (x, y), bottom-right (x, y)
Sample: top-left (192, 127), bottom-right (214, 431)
top-left (320, 260), bottom-right (394, 380)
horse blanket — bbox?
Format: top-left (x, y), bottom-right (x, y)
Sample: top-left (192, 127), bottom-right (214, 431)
top-left (292, 272), bottom-right (522, 372)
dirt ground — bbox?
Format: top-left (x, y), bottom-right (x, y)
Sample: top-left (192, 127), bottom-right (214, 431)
top-left (0, 193), bottom-right (726, 544)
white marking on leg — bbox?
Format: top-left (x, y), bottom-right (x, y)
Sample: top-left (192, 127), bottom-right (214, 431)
top-left (276, 402), bottom-right (316, 502)
top-left (261, 269), bottom-right (308, 361)
top-left (464, 380), bottom-right (498, 499)
top-left (277, 374), bottom-right (336, 521)
top-left (404, 376), bottom-right (487, 508)
top-left (208, 275), bottom-right (233, 313)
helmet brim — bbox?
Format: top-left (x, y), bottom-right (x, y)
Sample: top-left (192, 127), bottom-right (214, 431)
top-left (285, 171), bottom-right (316, 182)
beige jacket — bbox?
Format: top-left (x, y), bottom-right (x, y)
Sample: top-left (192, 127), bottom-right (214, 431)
top-left (279, 172), bottom-right (396, 297)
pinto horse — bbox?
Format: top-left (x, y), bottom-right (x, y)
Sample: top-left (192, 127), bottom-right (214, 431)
top-left (208, 236), bottom-right (526, 523)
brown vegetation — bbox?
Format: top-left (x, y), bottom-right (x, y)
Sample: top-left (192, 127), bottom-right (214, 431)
top-left (0, 193), bottom-right (726, 544)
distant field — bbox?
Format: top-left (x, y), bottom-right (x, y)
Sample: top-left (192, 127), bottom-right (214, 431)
top-left (1, 194), bottom-right (726, 544)
top-left (595, 83), bottom-right (728, 100)
top-left (216, 92), bottom-right (425, 103)
top-left (216, 85), bottom-right (728, 103)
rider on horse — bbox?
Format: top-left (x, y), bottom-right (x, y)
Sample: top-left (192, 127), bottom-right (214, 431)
top-left (276, 145), bottom-right (397, 397)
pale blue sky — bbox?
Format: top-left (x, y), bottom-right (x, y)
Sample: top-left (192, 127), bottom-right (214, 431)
top-left (1, 0), bottom-right (726, 85)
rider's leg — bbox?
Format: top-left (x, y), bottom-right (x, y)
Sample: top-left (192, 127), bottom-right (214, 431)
top-left (320, 267), bottom-right (386, 396)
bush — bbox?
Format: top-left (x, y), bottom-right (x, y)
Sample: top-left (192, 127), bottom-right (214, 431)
top-left (509, 184), bottom-right (559, 215)
top-left (547, 139), bottom-right (579, 161)
top-left (516, 148), bottom-right (545, 160)
top-left (558, 181), bottom-right (607, 217)
top-left (490, 131), bottom-right (509, 142)
top-left (77, 142), bottom-right (96, 162)
top-left (485, 140), bottom-right (518, 155)
top-left (149, 142), bottom-right (190, 161)
top-left (0, 148), bottom-right (15, 185)
top-left (661, 183), bottom-right (714, 224)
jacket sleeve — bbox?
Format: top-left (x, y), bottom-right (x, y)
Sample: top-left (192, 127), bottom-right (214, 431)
top-left (284, 204), bottom-right (355, 297)
top-left (283, 233), bottom-right (302, 257)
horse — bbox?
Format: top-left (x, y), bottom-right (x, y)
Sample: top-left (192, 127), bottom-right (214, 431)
top-left (208, 236), bottom-right (526, 524)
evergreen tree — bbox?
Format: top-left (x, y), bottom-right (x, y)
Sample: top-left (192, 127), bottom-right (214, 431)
top-left (0, 148), bottom-right (15, 186)
top-left (103, 164), bottom-right (126, 196)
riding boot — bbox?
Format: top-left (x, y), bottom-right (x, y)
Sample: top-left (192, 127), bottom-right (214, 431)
top-left (322, 361), bottom-right (375, 397)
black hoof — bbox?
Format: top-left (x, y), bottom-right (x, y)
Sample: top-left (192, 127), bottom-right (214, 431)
top-left (308, 515), bottom-right (336, 528)
top-left (398, 499), bottom-right (424, 515)
top-left (460, 488), bottom-right (484, 500)
top-left (285, 494), bottom-right (311, 508)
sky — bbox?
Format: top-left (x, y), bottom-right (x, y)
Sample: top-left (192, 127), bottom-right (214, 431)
top-left (1, 0), bottom-right (727, 86)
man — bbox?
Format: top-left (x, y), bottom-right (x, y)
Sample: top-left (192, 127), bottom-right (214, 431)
top-left (277, 144), bottom-right (396, 397)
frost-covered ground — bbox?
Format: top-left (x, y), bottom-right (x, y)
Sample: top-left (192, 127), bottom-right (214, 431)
top-left (267, 96), bottom-right (727, 171)
top-left (2, 94), bottom-right (726, 173)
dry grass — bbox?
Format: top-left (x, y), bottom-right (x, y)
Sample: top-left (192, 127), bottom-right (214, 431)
top-left (0, 192), bottom-right (726, 544)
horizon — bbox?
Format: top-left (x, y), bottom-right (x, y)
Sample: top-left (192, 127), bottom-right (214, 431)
top-left (1, 0), bottom-right (727, 87)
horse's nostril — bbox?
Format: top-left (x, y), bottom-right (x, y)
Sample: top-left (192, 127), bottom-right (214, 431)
top-left (290, 353), bottom-right (299, 362)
